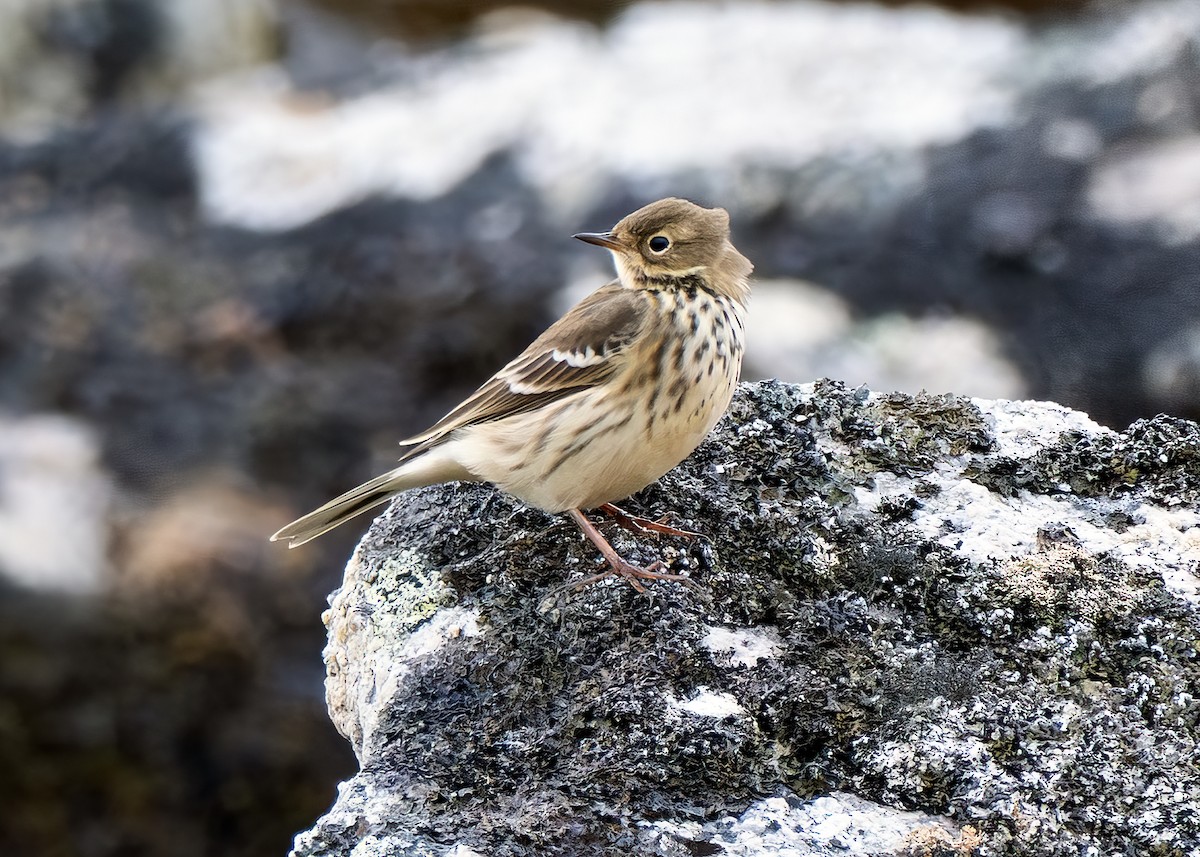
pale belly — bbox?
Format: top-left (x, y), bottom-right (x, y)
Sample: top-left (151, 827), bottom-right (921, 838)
top-left (451, 359), bottom-right (739, 513)
top-left (447, 288), bottom-right (745, 512)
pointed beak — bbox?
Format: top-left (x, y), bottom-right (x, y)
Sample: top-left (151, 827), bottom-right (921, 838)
top-left (573, 231), bottom-right (624, 251)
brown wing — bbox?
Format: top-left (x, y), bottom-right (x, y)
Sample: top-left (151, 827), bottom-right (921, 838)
top-left (397, 282), bottom-right (645, 460)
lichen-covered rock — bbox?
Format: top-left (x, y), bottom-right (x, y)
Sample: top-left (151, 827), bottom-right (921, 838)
top-left (294, 380), bottom-right (1200, 857)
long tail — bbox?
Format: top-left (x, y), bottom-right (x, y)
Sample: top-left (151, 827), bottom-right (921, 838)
top-left (270, 467), bottom-right (411, 548)
top-left (271, 444), bottom-right (471, 548)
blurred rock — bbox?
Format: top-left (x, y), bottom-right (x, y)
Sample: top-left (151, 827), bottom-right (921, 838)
top-left (1087, 134), bottom-right (1200, 243)
top-left (743, 278), bottom-right (1026, 400)
top-left (294, 380), bottom-right (1200, 856)
top-left (0, 572), bottom-right (354, 857)
top-left (968, 189), bottom-right (1051, 260)
top-left (300, 0), bottom-right (1093, 43)
top-left (200, 1), bottom-right (1024, 229)
top-left (0, 0), bottom-right (278, 137)
top-left (1143, 322), bottom-right (1200, 413)
top-left (0, 413), bottom-right (111, 591)
top-left (743, 277), bottom-right (853, 366)
top-left (115, 471), bottom-right (306, 593)
top-left (195, 0), bottom-right (1200, 428)
top-left (0, 114), bottom-right (562, 498)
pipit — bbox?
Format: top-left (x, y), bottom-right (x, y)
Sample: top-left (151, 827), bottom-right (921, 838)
top-left (271, 197), bottom-right (752, 591)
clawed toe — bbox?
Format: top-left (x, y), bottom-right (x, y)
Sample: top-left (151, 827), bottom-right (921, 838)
top-left (612, 557), bottom-right (691, 590)
top-left (559, 507), bottom-right (703, 596)
top-left (558, 557), bottom-right (695, 595)
top-left (598, 503), bottom-right (704, 540)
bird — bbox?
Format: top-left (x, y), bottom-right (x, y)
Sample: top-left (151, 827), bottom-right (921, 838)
top-left (271, 197), bottom-right (753, 591)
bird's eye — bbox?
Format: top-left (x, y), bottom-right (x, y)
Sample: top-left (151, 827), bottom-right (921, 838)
top-left (648, 235), bottom-right (670, 253)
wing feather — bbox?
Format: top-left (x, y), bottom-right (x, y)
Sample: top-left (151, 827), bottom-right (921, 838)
top-left (397, 282), bottom-right (645, 460)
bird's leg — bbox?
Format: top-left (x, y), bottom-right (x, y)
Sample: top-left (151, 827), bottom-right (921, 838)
top-left (566, 508), bottom-right (693, 592)
top-left (597, 502), bottom-right (703, 540)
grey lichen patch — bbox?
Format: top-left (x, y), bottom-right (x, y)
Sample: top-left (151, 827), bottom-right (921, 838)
top-left (297, 380), bottom-right (1200, 857)
top-left (968, 413), bottom-right (1200, 506)
top-left (381, 553), bottom-right (455, 622)
top-left (642, 790), bottom-right (970, 856)
top-left (289, 773), bottom-right (470, 857)
top-left (805, 379), bottom-right (994, 477)
top-left (324, 543), bottom-right (472, 757)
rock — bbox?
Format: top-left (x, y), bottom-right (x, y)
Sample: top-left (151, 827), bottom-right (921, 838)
top-left (0, 0), bottom-right (278, 136)
top-left (742, 279), bottom-right (1027, 401)
top-left (0, 567), bottom-right (355, 857)
top-left (1143, 323), bottom-right (1200, 415)
top-left (302, 0), bottom-right (1093, 42)
top-left (1086, 134), bottom-right (1200, 243)
top-left (5, 1), bottom-right (1200, 854)
top-left (0, 113), bottom-right (562, 518)
top-left (0, 412), bottom-right (111, 591)
top-left (293, 380), bottom-right (1200, 856)
top-left (115, 471), bottom-right (308, 591)
top-left (197, 2), bottom-right (1025, 229)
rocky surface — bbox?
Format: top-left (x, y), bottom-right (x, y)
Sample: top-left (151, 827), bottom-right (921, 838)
top-left (0, 0), bottom-right (277, 135)
top-left (294, 380), bottom-right (1200, 856)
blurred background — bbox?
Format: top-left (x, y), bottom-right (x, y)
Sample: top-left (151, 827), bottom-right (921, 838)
top-left (0, 0), bottom-right (1197, 854)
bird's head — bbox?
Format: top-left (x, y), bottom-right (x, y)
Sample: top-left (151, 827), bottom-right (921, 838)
top-left (574, 198), bottom-right (752, 302)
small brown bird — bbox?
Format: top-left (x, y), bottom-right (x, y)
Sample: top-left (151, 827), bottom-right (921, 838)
top-left (271, 198), bottom-right (752, 590)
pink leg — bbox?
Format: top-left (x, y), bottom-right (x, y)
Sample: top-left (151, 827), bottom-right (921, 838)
top-left (597, 502), bottom-right (703, 540)
top-left (565, 508), bottom-right (694, 593)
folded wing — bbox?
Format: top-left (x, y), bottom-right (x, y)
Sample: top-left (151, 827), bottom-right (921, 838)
top-left (398, 282), bottom-right (645, 460)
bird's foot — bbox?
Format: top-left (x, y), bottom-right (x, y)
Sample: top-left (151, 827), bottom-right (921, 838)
top-left (566, 558), bottom-right (697, 594)
top-left (561, 508), bottom-right (701, 595)
top-left (598, 502), bottom-right (703, 540)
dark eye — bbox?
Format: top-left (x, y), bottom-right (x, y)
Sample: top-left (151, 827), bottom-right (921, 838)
top-left (648, 235), bottom-right (670, 253)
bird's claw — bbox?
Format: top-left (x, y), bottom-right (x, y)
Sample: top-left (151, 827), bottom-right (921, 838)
top-left (549, 557), bottom-right (695, 596)
top-left (598, 503), bottom-right (704, 540)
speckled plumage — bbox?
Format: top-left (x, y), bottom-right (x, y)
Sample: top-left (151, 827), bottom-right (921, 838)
top-left (272, 198), bottom-right (752, 589)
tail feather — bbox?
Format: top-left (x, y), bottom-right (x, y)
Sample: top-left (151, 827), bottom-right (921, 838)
top-left (272, 444), bottom-right (475, 549)
top-left (271, 467), bottom-right (411, 548)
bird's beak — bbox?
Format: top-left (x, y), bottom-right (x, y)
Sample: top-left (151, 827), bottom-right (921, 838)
top-left (573, 231), bottom-right (624, 251)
